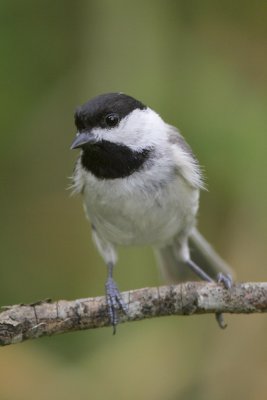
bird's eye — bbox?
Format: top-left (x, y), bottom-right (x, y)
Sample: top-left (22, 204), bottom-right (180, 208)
top-left (105, 113), bottom-right (120, 128)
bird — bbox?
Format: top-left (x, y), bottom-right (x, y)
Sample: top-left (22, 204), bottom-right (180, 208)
top-left (70, 92), bottom-right (232, 333)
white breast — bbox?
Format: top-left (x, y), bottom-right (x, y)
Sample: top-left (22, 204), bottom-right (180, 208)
top-left (81, 159), bottom-right (200, 247)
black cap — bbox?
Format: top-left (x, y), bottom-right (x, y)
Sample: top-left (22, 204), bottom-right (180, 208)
top-left (74, 93), bottom-right (146, 132)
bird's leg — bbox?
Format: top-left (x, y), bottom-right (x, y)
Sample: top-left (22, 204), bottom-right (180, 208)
top-left (186, 259), bottom-right (232, 329)
top-left (105, 262), bottom-right (128, 334)
top-left (186, 259), bottom-right (214, 283)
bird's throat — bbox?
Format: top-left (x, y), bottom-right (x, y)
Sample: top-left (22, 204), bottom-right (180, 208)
top-left (81, 140), bottom-right (151, 179)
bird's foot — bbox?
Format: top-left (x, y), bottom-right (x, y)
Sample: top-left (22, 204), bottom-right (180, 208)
top-left (217, 272), bottom-right (233, 289)
top-left (105, 277), bottom-right (128, 334)
top-left (215, 273), bottom-right (233, 329)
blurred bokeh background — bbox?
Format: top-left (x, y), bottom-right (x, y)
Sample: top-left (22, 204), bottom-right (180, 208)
top-left (0, 1), bottom-right (267, 399)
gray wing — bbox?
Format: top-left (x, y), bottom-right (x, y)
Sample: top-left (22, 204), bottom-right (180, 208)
top-left (167, 124), bottom-right (205, 189)
top-left (167, 124), bottom-right (199, 163)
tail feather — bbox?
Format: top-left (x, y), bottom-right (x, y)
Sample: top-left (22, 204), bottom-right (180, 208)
top-left (155, 228), bottom-right (233, 284)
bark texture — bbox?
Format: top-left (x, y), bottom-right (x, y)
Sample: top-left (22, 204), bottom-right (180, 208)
top-left (0, 282), bottom-right (266, 346)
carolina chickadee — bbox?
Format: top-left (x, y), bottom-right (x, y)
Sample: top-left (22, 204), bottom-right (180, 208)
top-left (71, 93), bottom-right (232, 333)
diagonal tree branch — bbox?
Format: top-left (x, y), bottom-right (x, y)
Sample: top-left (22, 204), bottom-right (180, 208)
top-left (0, 282), bottom-right (267, 346)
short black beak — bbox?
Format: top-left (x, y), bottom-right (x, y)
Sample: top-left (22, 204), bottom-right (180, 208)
top-left (70, 132), bottom-right (97, 150)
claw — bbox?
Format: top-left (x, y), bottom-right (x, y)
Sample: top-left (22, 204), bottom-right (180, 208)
top-left (215, 312), bottom-right (227, 329)
top-left (216, 273), bottom-right (233, 329)
top-left (217, 272), bottom-right (233, 289)
top-left (105, 277), bottom-right (127, 334)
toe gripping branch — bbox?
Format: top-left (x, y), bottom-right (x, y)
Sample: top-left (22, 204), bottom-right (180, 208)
top-left (215, 272), bottom-right (233, 329)
top-left (186, 260), bottom-right (233, 329)
top-left (104, 260), bottom-right (233, 333)
top-left (105, 263), bottom-right (128, 334)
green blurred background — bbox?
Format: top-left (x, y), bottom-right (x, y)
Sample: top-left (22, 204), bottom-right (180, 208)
top-left (0, 1), bottom-right (267, 399)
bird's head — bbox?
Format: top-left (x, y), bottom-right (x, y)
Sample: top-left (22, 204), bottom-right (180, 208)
top-left (71, 92), bottom-right (167, 152)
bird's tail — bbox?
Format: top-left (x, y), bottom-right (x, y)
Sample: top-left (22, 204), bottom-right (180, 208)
top-left (154, 228), bottom-right (233, 283)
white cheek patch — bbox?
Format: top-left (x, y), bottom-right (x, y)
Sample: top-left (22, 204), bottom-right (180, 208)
top-left (92, 108), bottom-right (168, 151)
